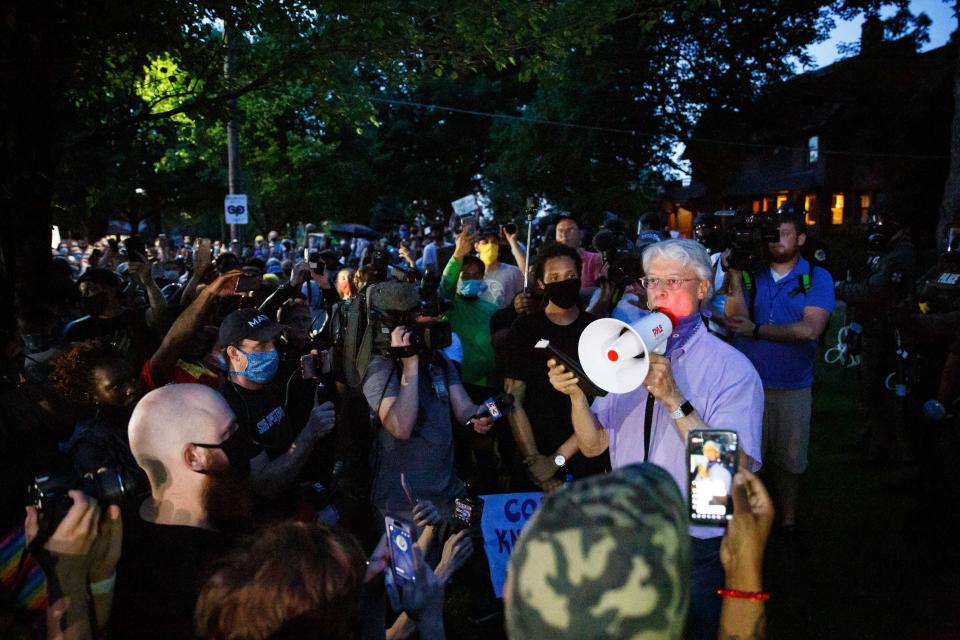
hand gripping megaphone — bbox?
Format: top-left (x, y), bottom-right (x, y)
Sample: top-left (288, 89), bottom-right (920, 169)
top-left (577, 312), bottom-right (673, 393)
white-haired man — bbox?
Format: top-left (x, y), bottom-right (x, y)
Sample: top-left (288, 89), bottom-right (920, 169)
top-left (548, 238), bottom-right (763, 639)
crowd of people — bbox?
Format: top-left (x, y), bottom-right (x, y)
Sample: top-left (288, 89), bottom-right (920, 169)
top-left (4, 201), bottom-right (889, 640)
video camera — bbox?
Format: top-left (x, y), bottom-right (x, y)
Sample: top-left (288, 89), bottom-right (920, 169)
top-left (592, 229), bottom-right (644, 289)
top-left (367, 276), bottom-right (453, 357)
top-left (721, 211), bottom-right (780, 272)
top-left (28, 468), bottom-right (140, 544)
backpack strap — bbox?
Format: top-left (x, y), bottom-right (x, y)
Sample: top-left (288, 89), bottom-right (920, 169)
top-left (741, 271), bottom-right (756, 321)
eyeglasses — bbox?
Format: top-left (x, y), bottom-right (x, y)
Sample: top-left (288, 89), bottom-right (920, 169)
top-left (639, 276), bottom-right (698, 290)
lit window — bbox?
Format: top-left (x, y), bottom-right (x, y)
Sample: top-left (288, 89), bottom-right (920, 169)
top-left (776, 194), bottom-right (788, 210)
top-left (860, 193), bottom-right (871, 223)
top-left (752, 200), bottom-right (760, 214)
top-left (804, 194), bottom-right (817, 226)
top-left (831, 193), bottom-right (845, 225)
top-left (808, 136), bottom-right (819, 164)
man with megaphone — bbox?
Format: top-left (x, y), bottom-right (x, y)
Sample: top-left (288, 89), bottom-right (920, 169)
top-left (547, 239), bottom-right (763, 639)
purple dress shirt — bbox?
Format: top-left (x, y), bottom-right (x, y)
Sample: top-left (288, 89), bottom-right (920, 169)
top-left (591, 320), bottom-right (763, 539)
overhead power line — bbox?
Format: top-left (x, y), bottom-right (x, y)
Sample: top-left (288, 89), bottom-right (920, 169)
top-left (360, 94), bottom-right (950, 162)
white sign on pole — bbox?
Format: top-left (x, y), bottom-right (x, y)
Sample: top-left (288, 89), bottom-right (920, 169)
top-left (451, 194), bottom-right (480, 217)
top-left (224, 194), bottom-right (249, 225)
top-left (479, 492), bottom-right (544, 597)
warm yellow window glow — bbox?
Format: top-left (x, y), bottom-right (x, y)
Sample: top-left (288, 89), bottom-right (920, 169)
top-left (753, 200), bottom-right (760, 213)
top-left (831, 193), bottom-right (845, 225)
top-left (860, 194), bottom-right (871, 223)
top-left (677, 208), bottom-right (693, 236)
top-left (776, 194), bottom-right (788, 209)
top-left (804, 194), bottom-right (817, 226)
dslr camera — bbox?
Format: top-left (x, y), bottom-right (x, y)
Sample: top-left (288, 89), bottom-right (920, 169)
top-left (28, 468), bottom-right (140, 542)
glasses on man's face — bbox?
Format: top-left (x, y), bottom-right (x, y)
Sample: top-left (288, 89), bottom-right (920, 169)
top-left (639, 276), bottom-right (697, 291)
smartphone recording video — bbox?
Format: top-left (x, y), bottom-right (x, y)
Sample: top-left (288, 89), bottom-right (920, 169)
top-left (688, 429), bottom-right (738, 526)
top-left (384, 515), bottom-right (417, 583)
top-left (234, 273), bottom-right (261, 294)
top-left (457, 213), bottom-right (477, 233)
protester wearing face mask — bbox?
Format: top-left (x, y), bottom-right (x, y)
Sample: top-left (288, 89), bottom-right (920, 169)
top-left (474, 225), bottom-right (524, 310)
top-left (441, 229), bottom-right (503, 491)
top-left (217, 309), bottom-right (337, 499)
top-left (502, 244), bottom-right (610, 492)
top-left (64, 266), bottom-right (166, 364)
top-left (113, 385), bottom-right (260, 639)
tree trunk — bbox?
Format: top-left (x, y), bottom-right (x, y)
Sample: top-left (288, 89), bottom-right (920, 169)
top-left (937, 3), bottom-right (960, 249)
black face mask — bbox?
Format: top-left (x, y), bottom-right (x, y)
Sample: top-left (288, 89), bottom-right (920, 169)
top-left (544, 277), bottom-right (581, 309)
top-left (80, 292), bottom-right (109, 317)
top-left (194, 429), bottom-right (260, 480)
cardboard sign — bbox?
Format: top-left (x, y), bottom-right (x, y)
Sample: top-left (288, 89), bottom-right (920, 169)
top-left (451, 194), bottom-right (479, 217)
top-left (224, 194), bottom-right (249, 225)
top-left (478, 492), bottom-right (544, 597)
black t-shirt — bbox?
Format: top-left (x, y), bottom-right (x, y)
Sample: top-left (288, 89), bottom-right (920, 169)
top-left (111, 516), bottom-right (228, 639)
top-left (503, 310), bottom-right (610, 479)
top-left (219, 378), bottom-right (295, 458)
top-left (63, 308), bottom-right (156, 365)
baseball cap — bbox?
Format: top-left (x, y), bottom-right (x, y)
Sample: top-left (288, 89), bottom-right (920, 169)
top-left (506, 463), bottom-right (690, 639)
top-left (217, 308), bottom-right (283, 349)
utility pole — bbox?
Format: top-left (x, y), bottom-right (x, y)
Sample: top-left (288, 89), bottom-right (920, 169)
top-left (224, 6), bottom-right (241, 245)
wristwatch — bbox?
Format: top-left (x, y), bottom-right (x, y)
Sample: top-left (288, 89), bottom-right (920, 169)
top-left (554, 454), bottom-right (567, 468)
top-left (671, 400), bottom-right (695, 420)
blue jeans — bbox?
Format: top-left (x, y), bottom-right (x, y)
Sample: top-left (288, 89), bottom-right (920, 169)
top-left (687, 536), bottom-right (724, 640)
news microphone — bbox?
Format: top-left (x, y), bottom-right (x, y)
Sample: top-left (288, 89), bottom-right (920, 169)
top-left (465, 393), bottom-right (515, 425)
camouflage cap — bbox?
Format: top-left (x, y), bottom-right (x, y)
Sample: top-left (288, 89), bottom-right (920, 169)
top-left (505, 463), bottom-right (690, 640)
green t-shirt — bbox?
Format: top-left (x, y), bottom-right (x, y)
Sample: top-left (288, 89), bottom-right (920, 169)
top-left (441, 257), bottom-right (499, 387)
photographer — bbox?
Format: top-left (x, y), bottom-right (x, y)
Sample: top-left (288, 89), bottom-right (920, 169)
top-left (835, 200), bottom-right (916, 460)
top-left (362, 321), bottom-right (494, 512)
top-left (21, 491), bottom-right (123, 640)
top-left (546, 239), bottom-right (762, 638)
top-left (217, 309), bottom-right (336, 499)
top-left (725, 210), bottom-right (833, 531)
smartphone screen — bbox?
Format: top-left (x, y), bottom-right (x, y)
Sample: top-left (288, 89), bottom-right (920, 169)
top-left (688, 430), bottom-right (738, 526)
top-left (458, 213), bottom-right (477, 232)
top-left (123, 236), bottom-right (146, 262)
top-left (234, 274), bottom-right (261, 293)
top-left (385, 516), bottom-right (416, 582)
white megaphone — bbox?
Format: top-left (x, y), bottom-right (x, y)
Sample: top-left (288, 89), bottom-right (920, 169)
top-left (578, 312), bottom-right (673, 394)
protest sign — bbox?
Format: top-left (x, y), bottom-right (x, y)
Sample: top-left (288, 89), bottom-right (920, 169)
top-left (478, 492), bottom-right (544, 597)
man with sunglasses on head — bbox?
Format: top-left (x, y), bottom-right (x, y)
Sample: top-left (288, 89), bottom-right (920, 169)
top-left (217, 308), bottom-right (337, 499)
top-left (547, 239), bottom-right (763, 639)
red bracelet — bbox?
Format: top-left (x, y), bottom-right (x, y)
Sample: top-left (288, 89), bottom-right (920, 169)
top-left (716, 588), bottom-right (770, 601)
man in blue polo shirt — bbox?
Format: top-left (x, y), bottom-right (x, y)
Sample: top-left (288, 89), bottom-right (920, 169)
top-left (725, 209), bottom-right (834, 531)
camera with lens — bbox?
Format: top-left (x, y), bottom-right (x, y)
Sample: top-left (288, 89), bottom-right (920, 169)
top-left (366, 279), bottom-right (453, 357)
top-left (593, 229), bottom-right (644, 289)
top-left (28, 468), bottom-right (140, 543)
top-left (722, 211), bottom-right (780, 272)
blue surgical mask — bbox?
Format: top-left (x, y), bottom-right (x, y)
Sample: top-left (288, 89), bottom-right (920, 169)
top-left (457, 279), bottom-right (487, 299)
top-left (229, 348), bottom-right (279, 384)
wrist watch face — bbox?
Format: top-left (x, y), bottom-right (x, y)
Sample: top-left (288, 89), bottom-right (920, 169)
top-left (554, 454), bottom-right (566, 467)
